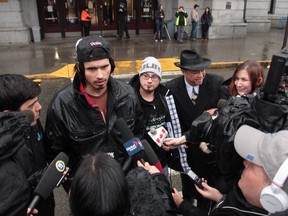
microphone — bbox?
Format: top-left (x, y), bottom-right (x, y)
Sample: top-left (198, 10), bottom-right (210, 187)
top-left (27, 152), bottom-right (69, 215)
top-left (141, 139), bottom-right (162, 172)
top-left (113, 118), bottom-right (145, 172)
top-left (113, 118), bottom-right (162, 173)
top-left (147, 126), bottom-right (168, 147)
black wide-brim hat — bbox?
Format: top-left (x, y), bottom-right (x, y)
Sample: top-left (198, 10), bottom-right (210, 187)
top-left (174, 50), bottom-right (211, 71)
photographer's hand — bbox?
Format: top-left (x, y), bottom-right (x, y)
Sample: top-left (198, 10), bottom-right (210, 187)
top-left (195, 178), bottom-right (223, 202)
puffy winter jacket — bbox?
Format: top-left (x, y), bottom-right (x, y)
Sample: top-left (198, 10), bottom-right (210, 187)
top-left (0, 112), bottom-right (54, 216)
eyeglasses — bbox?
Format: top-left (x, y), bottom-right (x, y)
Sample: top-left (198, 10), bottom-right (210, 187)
top-left (141, 73), bottom-right (160, 81)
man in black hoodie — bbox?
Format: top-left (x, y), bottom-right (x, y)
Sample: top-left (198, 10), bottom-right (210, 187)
top-left (129, 56), bottom-right (190, 177)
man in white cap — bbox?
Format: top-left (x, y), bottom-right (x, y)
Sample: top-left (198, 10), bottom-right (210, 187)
top-left (129, 56), bottom-right (189, 177)
top-left (172, 124), bottom-right (288, 215)
top-left (45, 35), bottom-right (143, 191)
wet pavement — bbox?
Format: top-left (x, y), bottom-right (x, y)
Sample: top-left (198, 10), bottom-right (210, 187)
top-left (0, 28), bottom-right (285, 78)
top-left (1, 28), bottom-right (287, 216)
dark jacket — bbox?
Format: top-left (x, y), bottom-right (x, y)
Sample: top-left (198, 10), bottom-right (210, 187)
top-left (45, 73), bottom-right (143, 187)
top-left (129, 74), bottom-right (190, 172)
top-left (0, 112), bottom-right (54, 216)
top-left (129, 75), bottom-right (172, 166)
top-left (165, 74), bottom-right (224, 133)
top-left (165, 74), bottom-right (224, 205)
top-left (118, 4), bottom-right (127, 22)
top-left (201, 13), bottom-right (213, 26)
top-left (155, 9), bottom-right (165, 24)
top-left (177, 185), bottom-right (268, 216)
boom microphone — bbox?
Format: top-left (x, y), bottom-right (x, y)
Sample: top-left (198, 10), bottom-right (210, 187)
top-left (27, 152), bottom-right (69, 215)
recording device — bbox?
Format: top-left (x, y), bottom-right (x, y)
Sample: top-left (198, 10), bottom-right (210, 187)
top-left (147, 126), bottom-right (168, 147)
top-left (188, 47), bottom-right (288, 149)
top-left (27, 152), bottom-right (69, 215)
top-left (113, 118), bottom-right (162, 173)
top-left (263, 49), bottom-right (288, 103)
top-left (185, 169), bottom-right (204, 190)
top-left (186, 46), bottom-right (288, 189)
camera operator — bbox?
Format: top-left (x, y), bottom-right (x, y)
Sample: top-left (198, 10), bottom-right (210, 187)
top-left (165, 60), bottom-right (265, 148)
top-left (171, 125), bottom-right (288, 216)
top-left (165, 60), bottom-right (265, 191)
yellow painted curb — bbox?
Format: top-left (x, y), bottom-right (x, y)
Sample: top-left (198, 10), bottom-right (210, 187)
top-left (26, 59), bottom-right (271, 80)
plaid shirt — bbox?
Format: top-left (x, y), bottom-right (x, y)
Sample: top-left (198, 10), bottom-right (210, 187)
top-left (165, 93), bottom-right (190, 172)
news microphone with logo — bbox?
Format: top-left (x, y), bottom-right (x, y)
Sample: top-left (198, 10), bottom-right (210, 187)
top-left (148, 126), bottom-right (168, 147)
top-left (27, 152), bottom-right (69, 215)
top-left (113, 118), bottom-right (162, 173)
top-left (113, 118), bottom-right (145, 172)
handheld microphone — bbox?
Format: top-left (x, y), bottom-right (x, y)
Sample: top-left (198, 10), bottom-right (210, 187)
top-left (113, 118), bottom-right (145, 172)
top-left (27, 152), bottom-right (69, 215)
top-left (147, 126), bottom-right (168, 147)
top-left (141, 139), bottom-right (163, 172)
top-left (113, 118), bottom-right (162, 173)
top-left (185, 169), bottom-right (204, 190)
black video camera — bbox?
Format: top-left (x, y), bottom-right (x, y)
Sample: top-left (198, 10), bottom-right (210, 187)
top-left (188, 47), bottom-right (288, 151)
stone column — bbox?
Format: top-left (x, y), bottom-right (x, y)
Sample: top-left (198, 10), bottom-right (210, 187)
top-left (208, 0), bottom-right (247, 39)
top-left (0, 0), bottom-right (31, 44)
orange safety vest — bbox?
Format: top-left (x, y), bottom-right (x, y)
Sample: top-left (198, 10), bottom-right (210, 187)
top-left (81, 10), bottom-right (92, 22)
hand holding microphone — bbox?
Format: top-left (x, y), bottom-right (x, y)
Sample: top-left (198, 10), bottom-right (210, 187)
top-left (113, 118), bottom-right (162, 173)
top-left (137, 160), bottom-right (160, 175)
top-left (148, 126), bottom-right (168, 147)
top-left (27, 152), bottom-right (69, 215)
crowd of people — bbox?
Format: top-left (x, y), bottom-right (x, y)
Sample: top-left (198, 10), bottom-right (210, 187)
top-left (1, 11), bottom-right (288, 216)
